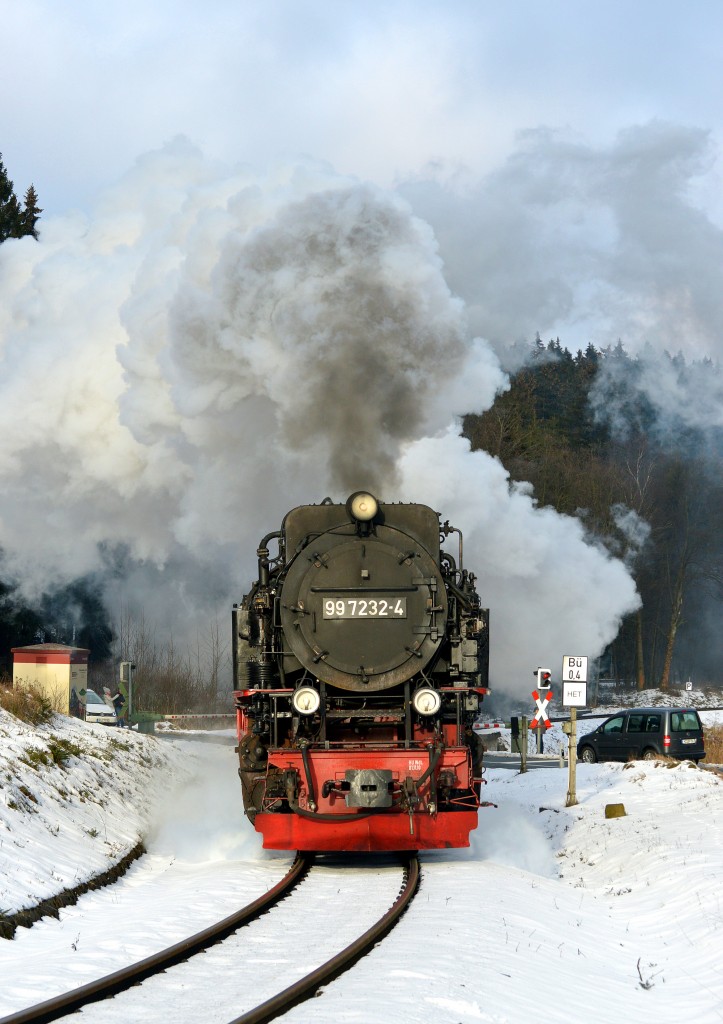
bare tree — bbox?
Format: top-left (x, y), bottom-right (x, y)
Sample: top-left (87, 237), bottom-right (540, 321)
top-left (113, 605), bottom-right (231, 714)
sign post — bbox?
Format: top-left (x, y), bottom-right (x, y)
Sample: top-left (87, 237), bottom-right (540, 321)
top-left (520, 715), bottom-right (528, 772)
top-left (120, 661), bottom-right (135, 723)
top-left (511, 715), bottom-right (529, 772)
top-left (562, 656), bottom-right (588, 807)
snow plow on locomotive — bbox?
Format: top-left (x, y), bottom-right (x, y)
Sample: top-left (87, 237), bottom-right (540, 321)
top-left (233, 491), bottom-right (490, 851)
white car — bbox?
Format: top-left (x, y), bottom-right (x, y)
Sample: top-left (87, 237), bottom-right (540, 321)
top-left (83, 688), bottom-right (118, 726)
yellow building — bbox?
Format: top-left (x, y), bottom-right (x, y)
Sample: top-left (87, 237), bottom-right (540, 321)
top-left (12, 643), bottom-right (90, 716)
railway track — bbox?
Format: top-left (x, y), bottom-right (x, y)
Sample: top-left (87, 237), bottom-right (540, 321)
top-left (0, 853), bottom-right (419, 1024)
top-left (231, 853), bottom-right (419, 1024)
top-left (0, 854), bottom-right (310, 1024)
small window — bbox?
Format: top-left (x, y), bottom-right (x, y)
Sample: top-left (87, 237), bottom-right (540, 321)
top-left (627, 714), bottom-right (645, 733)
top-left (645, 715), bottom-right (661, 733)
top-left (603, 715), bottom-right (625, 735)
top-left (671, 711), bottom-right (700, 732)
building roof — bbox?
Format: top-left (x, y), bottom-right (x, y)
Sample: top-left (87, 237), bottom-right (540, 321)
top-left (11, 643), bottom-right (90, 654)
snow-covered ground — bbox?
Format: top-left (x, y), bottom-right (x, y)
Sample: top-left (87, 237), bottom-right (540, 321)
top-left (1, 706), bottom-right (722, 1023)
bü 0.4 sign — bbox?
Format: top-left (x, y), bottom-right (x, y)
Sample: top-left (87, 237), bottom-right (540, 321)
top-left (562, 655), bottom-right (588, 682)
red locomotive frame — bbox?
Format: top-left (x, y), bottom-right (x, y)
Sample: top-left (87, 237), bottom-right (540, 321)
top-left (235, 685), bottom-right (488, 851)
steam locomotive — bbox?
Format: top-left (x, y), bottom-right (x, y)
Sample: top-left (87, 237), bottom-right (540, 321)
top-left (233, 492), bottom-right (490, 851)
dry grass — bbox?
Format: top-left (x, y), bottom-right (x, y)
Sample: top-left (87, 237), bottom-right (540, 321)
top-left (0, 682), bottom-right (55, 726)
top-left (704, 724), bottom-right (723, 764)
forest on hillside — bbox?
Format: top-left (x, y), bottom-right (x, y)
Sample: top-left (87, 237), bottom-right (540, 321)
top-left (463, 337), bottom-right (723, 690)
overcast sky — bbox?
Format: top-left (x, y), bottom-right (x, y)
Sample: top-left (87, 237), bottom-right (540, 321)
top-left (3, 1), bottom-right (723, 218)
top-left (5, 1), bottom-right (723, 363)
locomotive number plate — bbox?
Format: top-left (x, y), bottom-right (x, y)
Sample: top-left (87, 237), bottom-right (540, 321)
top-left (323, 597), bottom-right (407, 619)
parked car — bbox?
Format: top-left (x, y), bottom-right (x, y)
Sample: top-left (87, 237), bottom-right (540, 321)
top-left (82, 688), bottom-right (118, 726)
top-left (577, 707), bottom-right (705, 764)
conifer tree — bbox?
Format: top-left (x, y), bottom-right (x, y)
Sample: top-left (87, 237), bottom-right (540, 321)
top-left (0, 153), bottom-right (23, 241)
top-left (0, 154), bottom-right (41, 241)
top-left (21, 184), bottom-right (42, 238)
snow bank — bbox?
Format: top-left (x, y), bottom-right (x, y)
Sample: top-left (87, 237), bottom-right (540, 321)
top-left (0, 709), bottom-right (200, 918)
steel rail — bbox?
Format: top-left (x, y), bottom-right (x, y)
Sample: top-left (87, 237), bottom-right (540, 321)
top-left (0, 852), bottom-right (311, 1024)
top-left (228, 853), bottom-right (420, 1024)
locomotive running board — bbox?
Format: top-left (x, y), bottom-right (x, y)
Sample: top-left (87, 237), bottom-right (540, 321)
top-left (255, 810), bottom-right (479, 852)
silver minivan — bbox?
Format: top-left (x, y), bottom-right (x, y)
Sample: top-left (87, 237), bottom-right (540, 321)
top-left (578, 707), bottom-right (705, 764)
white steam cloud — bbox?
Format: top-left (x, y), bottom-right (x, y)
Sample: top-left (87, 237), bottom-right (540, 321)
top-left (400, 121), bottom-right (723, 442)
top-left (0, 138), bottom-right (640, 691)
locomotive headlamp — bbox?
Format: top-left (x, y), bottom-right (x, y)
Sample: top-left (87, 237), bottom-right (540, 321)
top-left (412, 687), bottom-right (441, 716)
top-left (292, 686), bottom-right (321, 715)
top-left (347, 491), bottom-right (379, 522)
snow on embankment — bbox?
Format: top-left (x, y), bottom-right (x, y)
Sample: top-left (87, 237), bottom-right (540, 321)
top-left (0, 708), bottom-right (201, 930)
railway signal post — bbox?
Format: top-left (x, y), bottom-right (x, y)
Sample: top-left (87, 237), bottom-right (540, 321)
top-left (530, 671), bottom-right (553, 753)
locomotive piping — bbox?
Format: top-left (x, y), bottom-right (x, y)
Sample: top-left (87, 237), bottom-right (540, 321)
top-left (441, 551), bottom-right (457, 574)
top-left (445, 577), bottom-right (476, 611)
top-left (257, 530), bottom-right (281, 586)
top-left (298, 739), bottom-right (317, 812)
top-left (441, 520), bottom-right (463, 571)
top-left (258, 530), bottom-right (282, 550)
top-left (289, 803), bottom-right (376, 823)
top-left (415, 744), bottom-right (442, 789)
